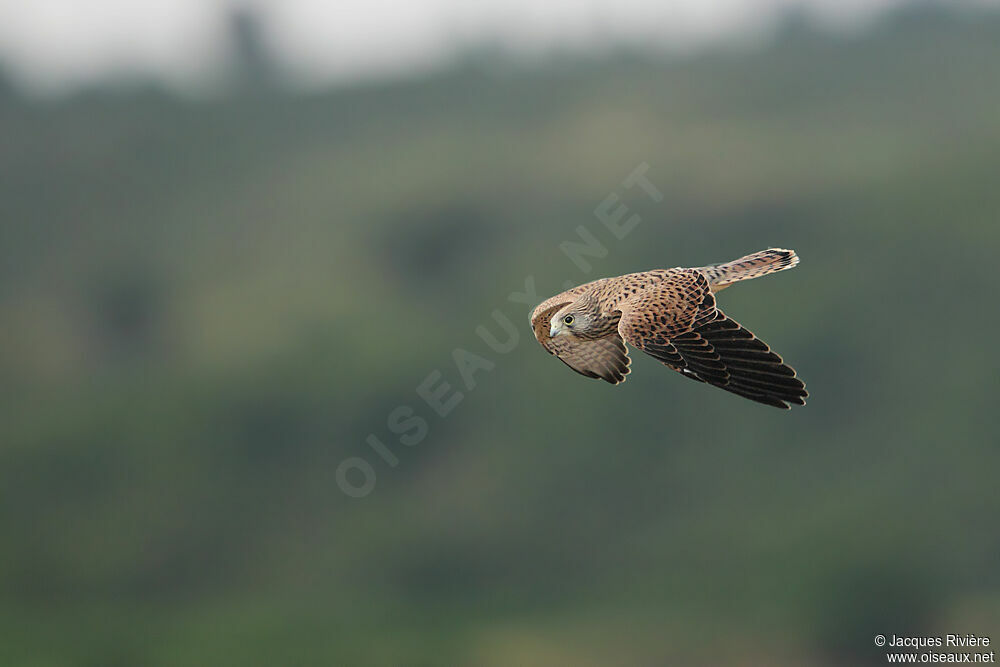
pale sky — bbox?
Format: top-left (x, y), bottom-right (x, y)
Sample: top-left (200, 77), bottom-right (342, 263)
top-left (0, 0), bottom-right (992, 94)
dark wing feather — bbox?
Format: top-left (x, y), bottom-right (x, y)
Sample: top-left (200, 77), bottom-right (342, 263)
top-left (670, 313), bottom-right (808, 408)
top-left (618, 270), bottom-right (807, 409)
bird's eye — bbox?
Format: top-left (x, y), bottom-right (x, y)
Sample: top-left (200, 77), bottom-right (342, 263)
top-left (563, 315), bottom-right (575, 325)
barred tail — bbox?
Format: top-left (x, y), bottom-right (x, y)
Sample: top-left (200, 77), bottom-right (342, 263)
top-left (698, 248), bottom-right (799, 291)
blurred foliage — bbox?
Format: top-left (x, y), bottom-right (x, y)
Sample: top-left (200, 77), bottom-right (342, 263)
top-left (1, 5), bottom-right (999, 666)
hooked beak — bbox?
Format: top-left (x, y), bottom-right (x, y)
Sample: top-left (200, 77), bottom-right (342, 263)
top-left (549, 322), bottom-right (561, 338)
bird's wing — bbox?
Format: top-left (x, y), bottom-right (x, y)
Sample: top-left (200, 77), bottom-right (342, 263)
top-left (530, 283), bottom-right (630, 384)
top-left (617, 269), bottom-right (807, 408)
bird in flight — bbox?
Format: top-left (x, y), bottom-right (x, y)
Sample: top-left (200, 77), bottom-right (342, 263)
top-left (531, 248), bottom-right (807, 409)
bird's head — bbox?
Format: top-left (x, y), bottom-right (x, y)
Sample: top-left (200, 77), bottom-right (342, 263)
top-left (549, 305), bottom-right (593, 338)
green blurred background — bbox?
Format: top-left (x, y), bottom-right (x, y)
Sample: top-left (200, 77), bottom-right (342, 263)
top-left (1, 3), bottom-right (999, 665)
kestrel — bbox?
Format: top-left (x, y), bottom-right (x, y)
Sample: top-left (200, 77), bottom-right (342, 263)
top-left (531, 248), bottom-right (807, 409)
